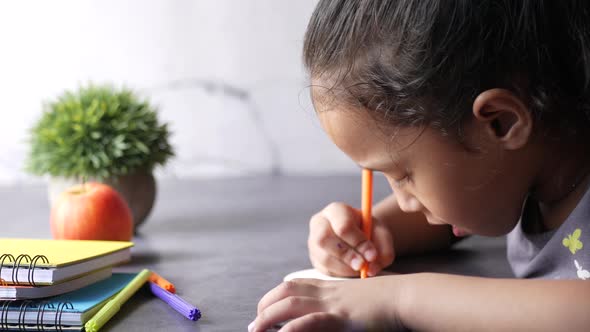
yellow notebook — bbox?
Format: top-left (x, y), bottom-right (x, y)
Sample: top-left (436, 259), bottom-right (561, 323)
top-left (0, 239), bottom-right (133, 286)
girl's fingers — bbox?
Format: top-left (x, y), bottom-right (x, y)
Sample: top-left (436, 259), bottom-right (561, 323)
top-left (257, 279), bottom-right (322, 315)
top-left (280, 312), bottom-right (358, 332)
top-left (309, 245), bottom-right (359, 277)
top-left (252, 296), bottom-right (324, 332)
top-left (309, 206), bottom-right (377, 272)
top-left (322, 204), bottom-right (376, 259)
top-left (309, 214), bottom-right (367, 272)
top-left (367, 222), bottom-right (395, 276)
top-left (367, 261), bottom-right (383, 278)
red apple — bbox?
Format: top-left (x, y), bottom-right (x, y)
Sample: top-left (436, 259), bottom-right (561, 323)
top-left (50, 182), bottom-right (133, 241)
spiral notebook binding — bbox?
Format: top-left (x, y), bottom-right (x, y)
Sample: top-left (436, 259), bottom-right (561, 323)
top-left (1, 300), bottom-right (9, 330)
top-left (12, 255), bottom-right (32, 287)
top-left (0, 254), bottom-right (15, 287)
top-left (54, 302), bottom-right (73, 332)
top-left (0, 254), bottom-right (50, 286)
top-left (0, 300), bottom-right (73, 331)
top-left (17, 301), bottom-right (33, 331)
top-left (28, 256), bottom-right (49, 287)
top-left (36, 301), bottom-right (53, 332)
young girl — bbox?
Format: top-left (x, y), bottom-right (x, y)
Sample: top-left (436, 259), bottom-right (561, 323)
top-left (251, 1), bottom-right (590, 331)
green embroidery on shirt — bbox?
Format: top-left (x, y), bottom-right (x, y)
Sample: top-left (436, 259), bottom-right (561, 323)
top-left (563, 228), bottom-right (583, 254)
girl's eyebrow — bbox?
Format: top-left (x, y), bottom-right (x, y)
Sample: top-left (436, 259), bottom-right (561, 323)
top-left (357, 161), bottom-right (379, 171)
top-left (358, 165), bottom-right (379, 172)
top-left (358, 157), bottom-right (401, 173)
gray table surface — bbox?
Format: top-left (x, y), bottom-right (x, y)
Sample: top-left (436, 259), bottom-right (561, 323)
top-left (2, 175), bottom-right (513, 331)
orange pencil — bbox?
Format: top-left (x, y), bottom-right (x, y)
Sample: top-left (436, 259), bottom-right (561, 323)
top-left (149, 271), bottom-right (176, 294)
top-left (360, 168), bottom-right (373, 278)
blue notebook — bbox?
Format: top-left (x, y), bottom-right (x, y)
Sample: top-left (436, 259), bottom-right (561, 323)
top-left (0, 273), bottom-right (137, 330)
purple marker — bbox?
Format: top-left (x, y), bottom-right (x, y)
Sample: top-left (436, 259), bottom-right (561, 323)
top-left (149, 282), bottom-right (202, 321)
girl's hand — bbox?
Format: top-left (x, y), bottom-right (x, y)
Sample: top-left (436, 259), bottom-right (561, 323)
top-left (249, 277), bottom-right (406, 332)
top-left (308, 202), bottom-right (394, 277)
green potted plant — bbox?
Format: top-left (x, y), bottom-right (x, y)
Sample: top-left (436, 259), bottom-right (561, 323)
top-left (26, 84), bottom-right (174, 228)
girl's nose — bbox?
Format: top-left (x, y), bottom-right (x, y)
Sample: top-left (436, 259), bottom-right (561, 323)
top-left (384, 174), bottom-right (423, 213)
top-left (393, 189), bottom-right (423, 213)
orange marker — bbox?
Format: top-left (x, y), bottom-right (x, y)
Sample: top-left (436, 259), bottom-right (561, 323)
top-left (149, 271), bottom-right (176, 294)
top-left (360, 168), bottom-right (373, 279)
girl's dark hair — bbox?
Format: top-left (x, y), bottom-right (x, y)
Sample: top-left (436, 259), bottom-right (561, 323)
top-left (303, 0), bottom-right (590, 140)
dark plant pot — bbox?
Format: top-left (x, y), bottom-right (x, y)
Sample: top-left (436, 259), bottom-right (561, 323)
top-left (48, 171), bottom-right (156, 229)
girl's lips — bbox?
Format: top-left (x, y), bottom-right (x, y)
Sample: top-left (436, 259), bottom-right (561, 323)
top-left (425, 213), bottom-right (470, 236)
top-left (452, 225), bottom-right (470, 237)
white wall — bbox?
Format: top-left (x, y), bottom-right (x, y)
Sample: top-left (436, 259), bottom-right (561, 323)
top-left (0, 0), bottom-right (357, 186)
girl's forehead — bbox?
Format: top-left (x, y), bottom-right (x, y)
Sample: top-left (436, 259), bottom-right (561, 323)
top-left (310, 77), bottom-right (459, 167)
top-left (311, 85), bottom-right (420, 146)
top-left (317, 104), bottom-right (426, 167)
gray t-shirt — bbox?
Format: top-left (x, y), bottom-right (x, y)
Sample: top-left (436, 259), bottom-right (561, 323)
top-left (507, 185), bottom-right (590, 280)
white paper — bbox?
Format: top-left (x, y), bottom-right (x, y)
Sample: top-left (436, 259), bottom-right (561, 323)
top-left (283, 268), bottom-right (394, 281)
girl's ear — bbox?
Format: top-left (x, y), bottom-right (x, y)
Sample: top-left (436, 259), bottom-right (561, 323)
top-left (472, 88), bottom-right (533, 150)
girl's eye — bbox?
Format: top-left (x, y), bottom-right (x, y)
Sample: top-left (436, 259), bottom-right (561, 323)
top-left (393, 175), bottom-right (409, 188)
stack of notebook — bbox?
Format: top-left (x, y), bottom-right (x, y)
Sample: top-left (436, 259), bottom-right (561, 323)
top-left (0, 239), bottom-right (134, 331)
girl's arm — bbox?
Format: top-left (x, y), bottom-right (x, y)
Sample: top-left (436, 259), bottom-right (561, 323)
top-left (373, 194), bottom-right (458, 257)
top-left (252, 273), bottom-right (589, 332)
top-left (399, 273), bottom-right (590, 331)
